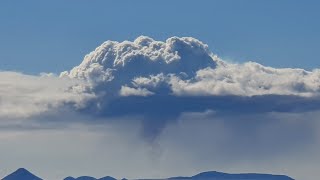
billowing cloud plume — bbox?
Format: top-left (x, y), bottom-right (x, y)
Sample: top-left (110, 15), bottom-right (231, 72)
top-left (58, 36), bottom-right (320, 139)
top-left (62, 36), bottom-right (320, 98)
top-left (61, 36), bottom-right (218, 98)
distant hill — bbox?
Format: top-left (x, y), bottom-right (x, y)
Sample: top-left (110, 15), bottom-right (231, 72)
top-left (64, 176), bottom-right (116, 180)
top-left (166, 171), bottom-right (294, 180)
top-left (1, 168), bottom-right (295, 180)
top-left (2, 168), bottom-right (42, 180)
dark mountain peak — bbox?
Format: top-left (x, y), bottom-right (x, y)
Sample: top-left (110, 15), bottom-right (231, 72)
top-left (2, 168), bottom-right (42, 180)
top-left (14, 168), bottom-right (30, 174)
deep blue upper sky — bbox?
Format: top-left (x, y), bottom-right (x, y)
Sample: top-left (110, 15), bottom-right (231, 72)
top-left (0, 0), bottom-right (319, 74)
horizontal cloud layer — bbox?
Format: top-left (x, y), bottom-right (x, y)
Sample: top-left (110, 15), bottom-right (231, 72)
top-left (0, 72), bottom-right (93, 119)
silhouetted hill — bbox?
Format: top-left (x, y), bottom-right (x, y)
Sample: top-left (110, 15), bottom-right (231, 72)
top-left (63, 176), bottom-right (116, 180)
top-left (2, 168), bottom-right (42, 180)
top-left (166, 171), bottom-right (294, 180)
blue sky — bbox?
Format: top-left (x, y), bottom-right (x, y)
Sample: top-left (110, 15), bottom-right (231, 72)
top-left (1, 0), bottom-right (320, 74)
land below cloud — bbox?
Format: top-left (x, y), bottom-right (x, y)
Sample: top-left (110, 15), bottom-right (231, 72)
top-left (2, 168), bottom-right (294, 180)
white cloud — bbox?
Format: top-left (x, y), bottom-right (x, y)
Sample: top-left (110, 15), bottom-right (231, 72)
top-left (169, 62), bottom-right (320, 96)
top-left (62, 36), bottom-right (320, 98)
top-left (0, 71), bottom-right (93, 120)
top-left (62, 36), bottom-right (218, 97)
top-left (119, 86), bottom-right (154, 97)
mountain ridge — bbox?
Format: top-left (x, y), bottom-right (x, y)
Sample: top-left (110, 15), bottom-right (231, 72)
top-left (64, 176), bottom-right (117, 180)
top-left (150, 171), bottom-right (294, 180)
top-left (1, 169), bottom-right (294, 180)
